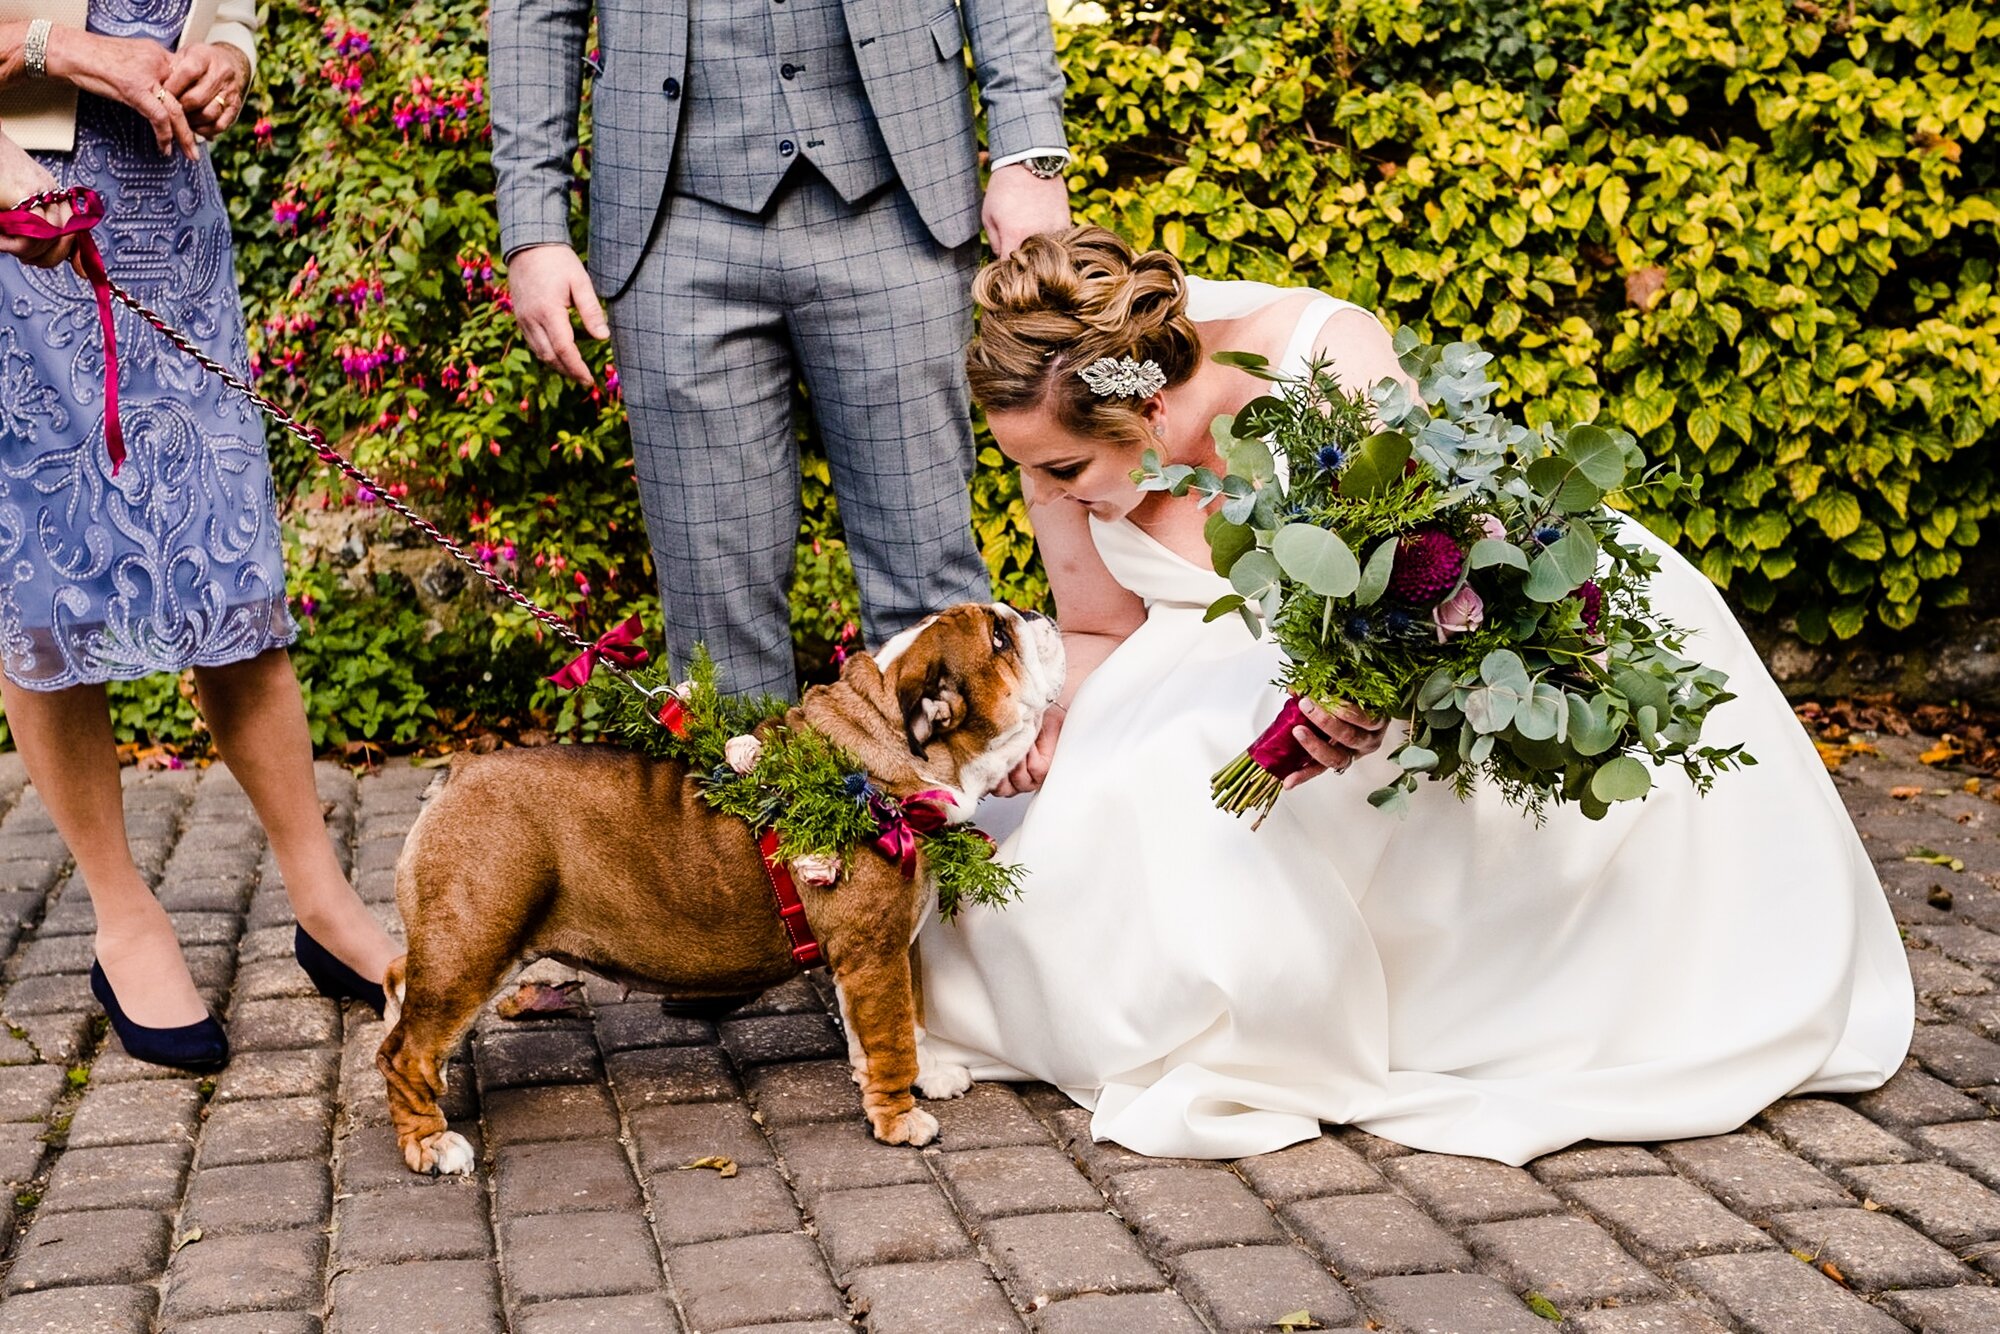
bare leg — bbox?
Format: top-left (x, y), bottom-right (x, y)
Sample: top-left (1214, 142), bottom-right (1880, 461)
top-left (0, 679), bottom-right (206, 1026)
top-left (192, 650), bottom-right (398, 987)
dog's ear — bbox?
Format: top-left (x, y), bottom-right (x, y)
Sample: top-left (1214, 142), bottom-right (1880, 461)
top-left (898, 660), bottom-right (966, 757)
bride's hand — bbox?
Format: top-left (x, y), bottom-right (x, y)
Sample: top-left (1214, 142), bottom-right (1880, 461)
top-left (1281, 699), bottom-right (1387, 789)
top-left (993, 704), bottom-right (1065, 797)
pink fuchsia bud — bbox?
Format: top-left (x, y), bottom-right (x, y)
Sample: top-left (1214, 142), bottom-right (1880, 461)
top-left (1476, 513), bottom-right (1508, 542)
top-left (790, 853), bottom-right (842, 888)
top-left (724, 734), bottom-right (763, 775)
top-left (1433, 584), bottom-right (1485, 641)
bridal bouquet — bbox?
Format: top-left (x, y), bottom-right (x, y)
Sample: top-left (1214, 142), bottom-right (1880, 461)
top-left (1137, 330), bottom-right (1749, 824)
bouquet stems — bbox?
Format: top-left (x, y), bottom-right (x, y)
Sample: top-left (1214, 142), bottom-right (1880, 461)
top-left (1211, 695), bottom-right (1314, 828)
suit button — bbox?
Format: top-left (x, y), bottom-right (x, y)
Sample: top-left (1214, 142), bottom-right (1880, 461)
top-left (779, 139), bottom-right (796, 156)
top-left (780, 62), bottom-right (798, 79)
top-left (661, 77), bottom-right (681, 99)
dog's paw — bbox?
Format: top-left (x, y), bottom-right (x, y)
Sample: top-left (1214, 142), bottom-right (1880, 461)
top-left (872, 1106), bottom-right (940, 1147)
top-left (915, 1040), bottom-right (973, 1100)
top-left (405, 1130), bottom-right (477, 1176)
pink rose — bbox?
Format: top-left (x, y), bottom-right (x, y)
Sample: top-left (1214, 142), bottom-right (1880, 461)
top-left (790, 853), bottom-right (843, 888)
top-left (1476, 513), bottom-right (1508, 542)
top-left (1433, 584), bottom-right (1485, 641)
top-left (724, 735), bottom-right (763, 775)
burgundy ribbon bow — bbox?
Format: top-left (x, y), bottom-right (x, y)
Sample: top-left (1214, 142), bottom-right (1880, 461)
top-left (0, 189), bottom-right (124, 472)
top-left (548, 614), bottom-right (650, 690)
top-left (870, 788), bottom-right (955, 878)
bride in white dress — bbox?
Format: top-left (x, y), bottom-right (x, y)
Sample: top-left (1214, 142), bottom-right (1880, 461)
top-left (915, 226), bottom-right (1913, 1166)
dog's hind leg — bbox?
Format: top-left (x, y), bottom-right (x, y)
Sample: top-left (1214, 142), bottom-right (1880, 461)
top-left (377, 936), bottom-right (512, 1176)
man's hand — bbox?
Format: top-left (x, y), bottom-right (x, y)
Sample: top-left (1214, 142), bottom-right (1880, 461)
top-left (1281, 699), bottom-right (1389, 790)
top-left (508, 243), bottom-right (609, 385)
top-left (981, 162), bottom-right (1069, 260)
top-left (0, 138), bottom-right (77, 269)
top-left (993, 704), bottom-right (1064, 797)
top-left (167, 43), bottom-right (251, 139)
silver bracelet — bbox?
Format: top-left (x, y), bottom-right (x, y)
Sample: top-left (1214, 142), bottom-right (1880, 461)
top-left (23, 19), bottom-right (52, 78)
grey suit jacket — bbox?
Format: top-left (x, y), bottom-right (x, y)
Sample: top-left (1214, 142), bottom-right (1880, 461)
top-left (490, 0), bottom-right (1069, 297)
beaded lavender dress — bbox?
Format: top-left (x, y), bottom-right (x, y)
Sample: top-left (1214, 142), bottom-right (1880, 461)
top-left (0, 0), bottom-right (292, 690)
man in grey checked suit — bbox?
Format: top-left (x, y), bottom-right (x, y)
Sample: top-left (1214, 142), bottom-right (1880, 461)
top-left (490, 0), bottom-right (1070, 697)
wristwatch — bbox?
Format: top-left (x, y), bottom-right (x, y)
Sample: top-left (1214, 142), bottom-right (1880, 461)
top-left (1022, 154), bottom-right (1067, 180)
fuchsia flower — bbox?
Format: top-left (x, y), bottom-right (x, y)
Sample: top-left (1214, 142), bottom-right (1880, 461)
top-left (1388, 527), bottom-right (1466, 603)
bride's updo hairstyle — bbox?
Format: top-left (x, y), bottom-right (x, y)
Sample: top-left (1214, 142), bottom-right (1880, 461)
top-left (967, 225), bottom-right (1201, 447)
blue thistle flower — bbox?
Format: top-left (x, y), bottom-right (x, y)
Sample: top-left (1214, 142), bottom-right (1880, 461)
top-left (1533, 523), bottom-right (1565, 546)
top-left (842, 771), bottom-right (874, 803)
top-left (1382, 608), bottom-right (1415, 636)
top-left (1316, 445), bottom-right (1347, 473)
top-left (1344, 612), bottom-right (1374, 641)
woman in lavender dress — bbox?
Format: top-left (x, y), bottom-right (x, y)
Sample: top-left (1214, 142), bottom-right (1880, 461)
top-left (0, 1), bottom-right (397, 1067)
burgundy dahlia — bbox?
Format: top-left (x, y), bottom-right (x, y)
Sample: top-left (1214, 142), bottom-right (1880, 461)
top-left (1579, 579), bottom-right (1603, 634)
top-left (1387, 527), bottom-right (1466, 603)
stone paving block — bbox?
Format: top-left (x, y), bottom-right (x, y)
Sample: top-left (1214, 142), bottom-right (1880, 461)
top-left (670, 1232), bottom-right (843, 1330)
top-left (160, 1229), bottom-right (326, 1321)
top-left (198, 1096), bottom-right (333, 1166)
top-left (1911, 1119), bottom-right (2000, 1189)
top-left (1232, 1133), bottom-right (1385, 1203)
top-left (1031, 1292), bottom-right (1206, 1332)
top-left (89, 1047), bottom-right (207, 1084)
top-left (327, 1259), bottom-right (504, 1334)
top-left (606, 1044), bottom-right (738, 1104)
top-left (1561, 1175), bottom-right (1777, 1264)
top-left (734, 974), bottom-right (824, 1016)
top-left (1914, 923), bottom-right (2000, 973)
top-left (1939, 990), bottom-right (2000, 1037)
top-left (213, 1048), bottom-right (340, 1104)
top-left (1654, 1131), bottom-right (1854, 1218)
top-left (0, 1063), bottom-right (67, 1124)
top-left (4, 1207), bottom-right (170, 1293)
top-left (1354, 1273), bottom-right (1548, 1334)
top-left (743, 1059), bottom-right (862, 1125)
top-left (228, 997), bottom-right (341, 1053)
top-left (1381, 1152), bottom-right (1565, 1226)
top-left (231, 957), bottom-right (323, 1004)
top-left (1771, 1204), bottom-right (1973, 1291)
top-left (493, 1139), bottom-right (641, 1216)
top-left (153, 879), bottom-right (252, 914)
top-left (477, 1027), bottom-right (603, 1089)
top-left (333, 1182), bottom-right (493, 1267)
top-left (482, 1083), bottom-right (620, 1147)
top-left (1757, 1098), bottom-right (1918, 1167)
top-left (8, 933), bottom-right (93, 977)
top-left (813, 1182), bottom-right (973, 1272)
top-left (1853, 1061), bottom-right (1988, 1126)
top-left (981, 1211), bottom-right (1165, 1307)
top-left (0, 859), bottom-right (62, 896)
top-left (771, 1118), bottom-right (931, 1205)
top-left (650, 1163), bottom-right (800, 1244)
top-left (1282, 1192), bottom-right (1473, 1278)
top-left (1841, 1162), bottom-right (2000, 1247)
top-left (514, 1293), bottom-right (683, 1334)
top-left (926, 1081), bottom-right (1050, 1150)
top-left (1046, 1107), bottom-right (1225, 1182)
top-left (182, 1159), bottom-right (332, 1236)
top-left (1105, 1167), bottom-right (1283, 1254)
top-left (1879, 1286), bottom-right (2000, 1333)
top-left (41, 1139), bottom-right (190, 1212)
top-left (4, 971), bottom-right (93, 1014)
top-left (709, 1322), bottom-right (851, 1334)
top-left (499, 1212), bottom-right (662, 1302)
top-left (629, 1098), bottom-right (774, 1173)
top-left (1559, 1303), bottom-right (1731, 1333)
top-left (335, 1123), bottom-right (485, 1194)
top-left (1171, 1243), bottom-right (1360, 1333)
top-left (1465, 1212), bottom-right (1666, 1304)
top-left (0, 1284), bottom-right (154, 1334)
top-left (936, 1143), bottom-right (1105, 1220)
top-left (717, 1012), bottom-right (845, 1066)
top-left (845, 1259), bottom-right (1023, 1334)
top-left (11, 1013), bottom-right (89, 1064)
top-left (0, 1121), bottom-right (45, 1184)
top-left (65, 1080), bottom-right (201, 1147)
top-left (173, 1316), bottom-right (320, 1334)
top-left (1674, 1251), bottom-right (1904, 1333)
top-left (1526, 1143), bottom-right (1672, 1185)
top-left (1911, 1024), bottom-right (2000, 1088)
top-left (593, 1001), bottom-right (714, 1052)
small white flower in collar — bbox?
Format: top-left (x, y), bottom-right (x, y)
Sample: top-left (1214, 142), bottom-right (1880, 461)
top-left (1079, 356), bottom-right (1166, 400)
top-left (790, 853), bottom-right (843, 888)
top-left (724, 734), bottom-right (763, 774)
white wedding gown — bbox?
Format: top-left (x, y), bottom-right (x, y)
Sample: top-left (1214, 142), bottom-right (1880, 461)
top-left (916, 278), bottom-right (1913, 1165)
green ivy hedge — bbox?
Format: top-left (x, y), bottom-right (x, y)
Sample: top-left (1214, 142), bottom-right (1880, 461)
top-left (22, 0), bottom-right (1991, 749)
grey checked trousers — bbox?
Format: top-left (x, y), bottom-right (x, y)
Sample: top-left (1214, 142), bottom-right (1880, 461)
top-left (609, 171), bottom-right (992, 699)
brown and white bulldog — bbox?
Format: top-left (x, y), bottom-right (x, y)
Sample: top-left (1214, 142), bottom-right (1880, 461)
top-left (377, 603), bottom-right (1063, 1174)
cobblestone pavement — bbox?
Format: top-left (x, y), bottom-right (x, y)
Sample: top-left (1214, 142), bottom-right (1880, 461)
top-left (0, 733), bottom-right (1994, 1333)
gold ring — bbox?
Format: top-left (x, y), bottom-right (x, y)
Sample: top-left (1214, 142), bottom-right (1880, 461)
top-left (153, 85), bottom-right (171, 105)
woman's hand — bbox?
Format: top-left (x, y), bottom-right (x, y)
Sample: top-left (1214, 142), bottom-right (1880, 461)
top-left (1281, 699), bottom-right (1388, 790)
top-left (167, 43), bottom-right (250, 139)
top-left (993, 703), bottom-right (1066, 797)
top-left (43, 28), bottom-right (198, 159)
top-left (0, 137), bottom-right (77, 269)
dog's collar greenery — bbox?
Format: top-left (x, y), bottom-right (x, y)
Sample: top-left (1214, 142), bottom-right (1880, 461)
top-left (590, 652), bottom-right (1023, 920)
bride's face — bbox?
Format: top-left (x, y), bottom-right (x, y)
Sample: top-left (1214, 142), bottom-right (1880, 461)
top-left (988, 405), bottom-right (1148, 521)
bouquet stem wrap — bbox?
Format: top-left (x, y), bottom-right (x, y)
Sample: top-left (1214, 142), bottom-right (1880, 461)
top-left (1211, 696), bottom-right (1312, 825)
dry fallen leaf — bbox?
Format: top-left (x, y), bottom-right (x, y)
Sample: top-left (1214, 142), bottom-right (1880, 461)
top-left (680, 1156), bottom-right (739, 1178)
top-left (1965, 778), bottom-right (1984, 796)
top-left (1274, 1312), bottom-right (1323, 1332)
top-left (496, 980), bottom-right (585, 1020)
top-left (1820, 1260), bottom-right (1847, 1284)
top-left (1625, 266), bottom-right (1668, 312)
top-left (1930, 885), bottom-right (1955, 911)
top-left (1890, 786), bottom-right (1923, 800)
top-left (1906, 848), bottom-right (1966, 873)
top-left (1921, 736), bottom-right (1966, 766)
top-left (1862, 1198), bottom-right (1882, 1211)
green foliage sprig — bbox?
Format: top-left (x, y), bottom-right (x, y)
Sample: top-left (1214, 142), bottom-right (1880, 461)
top-left (589, 654), bottom-right (1023, 920)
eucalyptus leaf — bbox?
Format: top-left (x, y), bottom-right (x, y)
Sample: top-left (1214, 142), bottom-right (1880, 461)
top-left (1202, 594), bottom-right (1247, 624)
top-left (1463, 685), bottom-right (1518, 734)
top-left (1271, 524), bottom-right (1360, 596)
top-left (1339, 432), bottom-right (1413, 498)
top-left (1525, 454), bottom-right (1603, 512)
top-left (1355, 537), bottom-right (1399, 606)
top-left (1514, 688), bottom-right (1564, 741)
top-left (1205, 513), bottom-right (1256, 577)
top-left (1479, 649), bottom-right (1532, 695)
top-left (1469, 538), bottom-right (1530, 571)
top-left (1211, 349), bottom-right (1275, 376)
top-left (1396, 745), bottom-right (1439, 771)
top-left (1561, 423), bottom-right (1630, 489)
top-left (1590, 755), bottom-right (1653, 802)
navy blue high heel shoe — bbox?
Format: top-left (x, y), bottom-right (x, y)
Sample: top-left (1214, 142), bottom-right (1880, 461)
top-left (294, 925), bottom-right (386, 1015)
top-left (89, 961), bottom-right (229, 1073)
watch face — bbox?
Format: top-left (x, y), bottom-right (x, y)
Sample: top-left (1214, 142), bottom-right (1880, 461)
top-left (1026, 155), bottom-right (1067, 179)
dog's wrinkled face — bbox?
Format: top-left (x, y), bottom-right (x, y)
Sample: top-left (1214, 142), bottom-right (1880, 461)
top-left (870, 603), bottom-right (1065, 804)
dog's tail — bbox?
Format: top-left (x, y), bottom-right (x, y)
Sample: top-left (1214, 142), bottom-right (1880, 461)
top-left (381, 954), bottom-right (409, 1031)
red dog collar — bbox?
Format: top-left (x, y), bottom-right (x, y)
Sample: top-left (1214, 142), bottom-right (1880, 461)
top-left (758, 829), bottom-right (823, 968)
